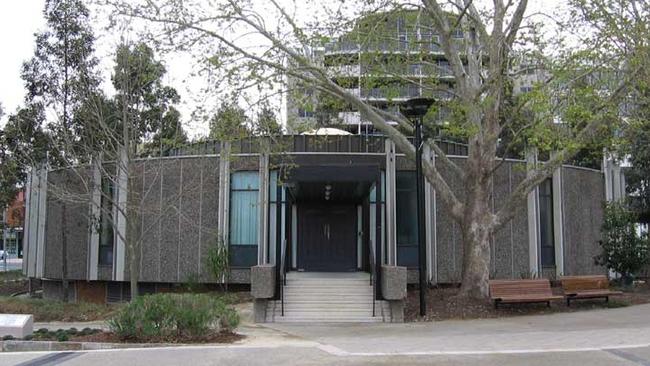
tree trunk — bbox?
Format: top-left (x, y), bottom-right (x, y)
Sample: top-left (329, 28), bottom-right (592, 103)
top-left (456, 166), bottom-right (494, 300)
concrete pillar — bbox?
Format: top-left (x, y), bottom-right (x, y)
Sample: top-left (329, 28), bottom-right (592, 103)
top-left (384, 140), bottom-right (397, 265)
top-left (35, 166), bottom-right (47, 279)
top-left (217, 142), bottom-right (231, 247)
top-left (423, 144), bottom-right (437, 284)
top-left (87, 157), bottom-right (101, 281)
top-left (526, 149), bottom-right (540, 276)
top-left (258, 153), bottom-right (270, 264)
top-left (551, 152), bottom-right (565, 277)
top-left (113, 147), bottom-right (128, 281)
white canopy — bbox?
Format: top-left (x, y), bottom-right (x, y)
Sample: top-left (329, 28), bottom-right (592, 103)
top-left (301, 127), bottom-right (352, 136)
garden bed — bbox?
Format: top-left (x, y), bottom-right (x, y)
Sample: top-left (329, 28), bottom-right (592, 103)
top-left (17, 327), bottom-right (243, 345)
top-left (0, 297), bottom-right (119, 322)
top-left (0, 271), bottom-right (30, 297)
top-left (405, 281), bottom-right (650, 322)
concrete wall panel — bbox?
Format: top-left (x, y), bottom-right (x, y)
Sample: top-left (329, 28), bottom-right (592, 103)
top-left (179, 158), bottom-right (203, 282)
top-left (159, 159), bottom-right (182, 282)
top-left (200, 157), bottom-right (220, 281)
top-left (139, 160), bottom-right (162, 282)
top-left (562, 167), bottom-right (606, 276)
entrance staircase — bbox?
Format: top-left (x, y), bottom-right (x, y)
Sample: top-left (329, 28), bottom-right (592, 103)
top-left (266, 272), bottom-right (390, 323)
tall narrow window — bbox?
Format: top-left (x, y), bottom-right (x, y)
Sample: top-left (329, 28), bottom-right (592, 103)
top-left (229, 171), bottom-right (259, 267)
top-left (99, 175), bottom-right (114, 266)
top-left (539, 178), bottom-right (555, 267)
top-left (396, 171), bottom-right (418, 267)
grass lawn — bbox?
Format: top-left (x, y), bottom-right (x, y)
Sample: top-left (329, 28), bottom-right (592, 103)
top-left (0, 297), bottom-right (120, 322)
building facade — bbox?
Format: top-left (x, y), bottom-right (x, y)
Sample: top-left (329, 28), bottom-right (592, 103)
top-left (22, 135), bottom-right (606, 312)
top-left (286, 10), bottom-right (459, 135)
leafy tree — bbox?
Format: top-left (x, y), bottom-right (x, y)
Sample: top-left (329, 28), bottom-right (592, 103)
top-left (254, 104), bottom-right (282, 136)
top-left (112, 42), bottom-right (181, 147)
top-left (0, 105), bottom-right (50, 208)
top-left (110, 0), bottom-right (647, 299)
top-left (209, 102), bottom-right (249, 141)
top-left (623, 119), bottom-right (650, 224)
top-left (22, 0), bottom-right (100, 151)
top-left (595, 202), bottom-right (649, 283)
top-left (145, 106), bottom-right (188, 155)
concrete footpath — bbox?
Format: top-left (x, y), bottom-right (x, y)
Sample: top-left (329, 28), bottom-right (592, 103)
top-left (264, 303), bottom-right (650, 355)
top-left (3, 304), bottom-right (650, 365)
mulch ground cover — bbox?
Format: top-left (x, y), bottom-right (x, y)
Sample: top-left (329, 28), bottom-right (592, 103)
top-left (26, 327), bottom-right (244, 344)
top-left (405, 281), bottom-right (650, 322)
top-left (69, 331), bottom-right (244, 344)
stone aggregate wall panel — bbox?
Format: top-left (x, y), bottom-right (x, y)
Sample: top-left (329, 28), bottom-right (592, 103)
top-left (435, 158), bottom-right (465, 283)
top-left (159, 159), bottom-right (182, 282)
top-left (562, 168), bottom-right (606, 276)
top-left (510, 162), bottom-right (531, 278)
top-left (200, 157), bottom-right (220, 281)
top-left (43, 169), bottom-right (91, 280)
top-left (492, 163), bottom-right (513, 279)
top-left (179, 158), bottom-right (203, 282)
top-left (139, 160), bottom-right (163, 282)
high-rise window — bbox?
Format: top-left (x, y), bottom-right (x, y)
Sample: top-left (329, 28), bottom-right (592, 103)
top-left (396, 171), bottom-right (418, 267)
top-left (99, 175), bottom-right (114, 266)
top-left (539, 178), bottom-right (555, 267)
top-left (229, 171), bottom-right (259, 267)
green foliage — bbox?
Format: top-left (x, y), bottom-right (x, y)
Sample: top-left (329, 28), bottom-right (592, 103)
top-left (31, 327), bottom-right (101, 341)
top-left (209, 102), bottom-right (250, 141)
top-left (595, 202), bottom-right (650, 280)
top-left (107, 293), bottom-right (239, 340)
top-left (253, 104), bottom-right (281, 136)
top-left (206, 236), bottom-right (229, 291)
top-left (113, 42), bottom-right (182, 146)
top-left (183, 272), bottom-right (202, 293)
top-left (621, 118), bottom-right (650, 224)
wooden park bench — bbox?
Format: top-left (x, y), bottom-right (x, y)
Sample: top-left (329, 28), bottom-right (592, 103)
top-left (560, 275), bottom-right (623, 306)
top-left (489, 279), bottom-right (562, 309)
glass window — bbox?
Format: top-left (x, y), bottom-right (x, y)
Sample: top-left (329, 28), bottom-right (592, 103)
top-left (99, 175), bottom-right (114, 266)
top-left (396, 171), bottom-right (418, 267)
top-left (229, 171), bottom-right (260, 267)
top-left (539, 178), bottom-right (555, 267)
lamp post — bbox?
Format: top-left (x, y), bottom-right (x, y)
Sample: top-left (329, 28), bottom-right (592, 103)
top-left (401, 97), bottom-right (435, 317)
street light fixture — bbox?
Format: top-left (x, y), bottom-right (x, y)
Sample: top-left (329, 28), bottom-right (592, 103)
top-left (400, 97), bottom-right (435, 317)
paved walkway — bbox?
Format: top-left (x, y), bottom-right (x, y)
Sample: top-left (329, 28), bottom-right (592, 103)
top-left (264, 303), bottom-right (650, 355)
top-left (5, 303), bottom-right (650, 365)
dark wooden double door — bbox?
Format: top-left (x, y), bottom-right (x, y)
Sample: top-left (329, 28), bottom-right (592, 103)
top-left (298, 203), bottom-right (357, 272)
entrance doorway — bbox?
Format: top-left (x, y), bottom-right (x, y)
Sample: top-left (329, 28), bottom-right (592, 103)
top-left (297, 203), bottom-right (357, 272)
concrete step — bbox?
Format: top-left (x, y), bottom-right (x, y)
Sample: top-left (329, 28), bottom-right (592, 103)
top-left (271, 317), bottom-right (383, 323)
top-left (267, 272), bottom-right (388, 323)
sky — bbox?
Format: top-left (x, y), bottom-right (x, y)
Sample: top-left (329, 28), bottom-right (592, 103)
top-left (0, 0), bottom-right (566, 138)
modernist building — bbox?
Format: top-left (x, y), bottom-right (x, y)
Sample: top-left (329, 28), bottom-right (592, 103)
top-left (21, 134), bottom-right (611, 321)
top-left (19, 9), bottom-right (621, 322)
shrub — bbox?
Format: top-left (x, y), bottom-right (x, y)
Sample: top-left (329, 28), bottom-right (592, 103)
top-left (206, 236), bottom-right (229, 291)
top-left (107, 293), bottom-right (239, 341)
top-left (595, 202), bottom-right (650, 282)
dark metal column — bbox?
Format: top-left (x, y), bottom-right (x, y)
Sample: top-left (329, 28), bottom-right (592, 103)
top-left (415, 117), bottom-right (427, 316)
top-left (275, 183), bottom-right (282, 300)
top-left (401, 97), bottom-right (435, 317)
top-left (375, 173), bottom-right (382, 300)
